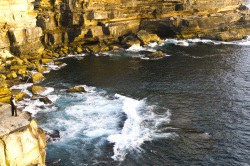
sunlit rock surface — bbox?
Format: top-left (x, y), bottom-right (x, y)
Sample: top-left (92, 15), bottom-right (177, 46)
top-left (0, 103), bottom-right (46, 166)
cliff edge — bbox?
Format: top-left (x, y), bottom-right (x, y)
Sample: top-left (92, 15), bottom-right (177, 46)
top-left (0, 103), bottom-right (46, 166)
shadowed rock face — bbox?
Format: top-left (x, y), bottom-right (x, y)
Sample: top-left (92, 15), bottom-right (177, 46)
top-left (0, 103), bottom-right (46, 166)
top-left (0, 0), bottom-right (44, 56)
top-left (0, 0), bottom-right (249, 56)
top-left (35, 0), bottom-right (250, 47)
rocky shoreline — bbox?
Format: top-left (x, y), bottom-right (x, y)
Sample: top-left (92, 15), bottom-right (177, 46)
top-left (1, 0), bottom-right (250, 165)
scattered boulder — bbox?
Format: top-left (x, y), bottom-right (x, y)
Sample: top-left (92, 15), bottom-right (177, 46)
top-left (76, 46), bottom-right (83, 53)
top-left (10, 65), bottom-right (27, 71)
top-left (6, 71), bottom-right (17, 80)
top-left (121, 35), bottom-right (141, 47)
top-left (37, 66), bottom-right (50, 73)
top-left (0, 50), bottom-right (13, 59)
top-left (29, 85), bottom-right (46, 95)
top-left (137, 30), bottom-right (160, 45)
top-left (31, 95), bottom-right (52, 104)
top-left (39, 97), bottom-right (52, 104)
top-left (45, 129), bottom-right (60, 142)
top-left (0, 88), bottom-right (11, 96)
top-left (145, 51), bottom-right (166, 59)
top-left (0, 78), bottom-right (8, 88)
top-left (66, 86), bottom-right (86, 93)
top-left (41, 58), bottom-right (54, 64)
top-left (31, 72), bottom-right (45, 83)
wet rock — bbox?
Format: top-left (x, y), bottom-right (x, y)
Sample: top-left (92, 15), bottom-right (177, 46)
top-left (31, 72), bottom-right (45, 83)
top-left (45, 129), bottom-right (60, 142)
top-left (145, 51), bottom-right (166, 59)
top-left (41, 58), bottom-right (54, 64)
top-left (121, 35), bottom-right (141, 47)
top-left (137, 30), bottom-right (160, 45)
top-left (39, 97), bottom-right (52, 104)
top-left (66, 86), bottom-right (86, 93)
top-left (29, 85), bottom-right (46, 95)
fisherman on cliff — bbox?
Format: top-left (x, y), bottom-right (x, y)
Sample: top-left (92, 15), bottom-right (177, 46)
top-left (10, 95), bottom-right (17, 117)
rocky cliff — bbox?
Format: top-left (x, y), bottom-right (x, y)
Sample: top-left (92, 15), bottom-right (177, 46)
top-left (0, 0), bottom-right (44, 56)
top-left (0, 0), bottom-right (250, 56)
top-left (0, 103), bottom-right (46, 166)
top-left (35, 0), bottom-right (250, 50)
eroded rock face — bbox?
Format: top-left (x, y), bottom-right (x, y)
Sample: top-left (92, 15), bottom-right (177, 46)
top-left (0, 104), bottom-right (46, 166)
top-left (36, 0), bottom-right (250, 47)
top-left (0, 0), bottom-right (44, 56)
top-left (0, 0), bottom-right (249, 56)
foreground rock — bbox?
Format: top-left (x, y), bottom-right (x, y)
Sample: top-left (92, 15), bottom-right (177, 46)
top-left (0, 103), bottom-right (46, 166)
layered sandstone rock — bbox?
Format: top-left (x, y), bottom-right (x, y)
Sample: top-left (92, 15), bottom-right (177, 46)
top-left (0, 0), bottom-right (44, 56)
top-left (35, 0), bottom-right (250, 48)
top-left (0, 103), bottom-right (46, 166)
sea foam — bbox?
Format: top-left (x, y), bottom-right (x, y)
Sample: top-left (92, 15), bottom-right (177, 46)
top-left (35, 85), bottom-right (172, 161)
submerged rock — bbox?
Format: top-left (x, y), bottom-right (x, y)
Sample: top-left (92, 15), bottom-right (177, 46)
top-left (45, 129), bottom-right (60, 142)
top-left (145, 51), bottom-right (166, 59)
top-left (39, 97), bottom-right (52, 104)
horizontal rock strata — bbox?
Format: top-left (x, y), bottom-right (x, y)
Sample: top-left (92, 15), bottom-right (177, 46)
top-left (0, 103), bottom-right (46, 166)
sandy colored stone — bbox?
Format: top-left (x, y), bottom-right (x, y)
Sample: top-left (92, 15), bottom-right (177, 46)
top-left (0, 104), bottom-right (46, 166)
top-left (41, 58), bottom-right (54, 64)
top-left (30, 85), bottom-right (46, 95)
top-left (31, 72), bottom-right (45, 83)
top-left (67, 86), bottom-right (86, 93)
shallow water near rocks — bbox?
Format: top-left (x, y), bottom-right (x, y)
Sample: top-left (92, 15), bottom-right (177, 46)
top-left (20, 39), bottom-right (250, 165)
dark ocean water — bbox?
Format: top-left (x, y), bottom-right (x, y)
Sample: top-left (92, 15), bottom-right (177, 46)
top-left (21, 39), bottom-right (250, 165)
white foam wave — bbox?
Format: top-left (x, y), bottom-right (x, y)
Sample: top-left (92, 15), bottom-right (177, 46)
top-left (17, 87), bottom-right (55, 114)
top-left (165, 35), bottom-right (250, 46)
top-left (243, 0), bottom-right (250, 9)
top-left (18, 98), bottom-right (48, 114)
top-left (126, 44), bottom-right (156, 52)
top-left (148, 42), bottom-right (158, 47)
top-left (107, 94), bottom-right (171, 161)
top-left (36, 85), bottom-right (172, 161)
top-left (165, 39), bottom-right (189, 46)
top-left (44, 62), bottom-right (67, 71)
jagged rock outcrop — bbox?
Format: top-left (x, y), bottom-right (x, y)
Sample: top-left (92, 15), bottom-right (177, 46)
top-left (0, 0), bottom-right (44, 56)
top-left (35, 0), bottom-right (250, 49)
top-left (0, 103), bottom-right (46, 166)
top-left (1, 0), bottom-right (250, 56)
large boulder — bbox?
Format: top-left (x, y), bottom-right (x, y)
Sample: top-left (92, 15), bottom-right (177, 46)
top-left (121, 35), bottom-right (141, 47)
top-left (6, 71), bottom-right (17, 80)
top-left (31, 72), bottom-right (45, 83)
top-left (66, 86), bottom-right (86, 93)
top-left (29, 85), bottom-right (46, 95)
top-left (0, 104), bottom-right (46, 166)
top-left (137, 30), bottom-right (160, 45)
top-left (10, 65), bottom-right (27, 72)
top-left (145, 51), bottom-right (166, 59)
top-left (41, 58), bottom-right (54, 65)
top-left (39, 97), bottom-right (52, 104)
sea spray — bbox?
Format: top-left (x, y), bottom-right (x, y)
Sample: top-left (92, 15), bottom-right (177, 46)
top-left (107, 94), bottom-right (171, 161)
